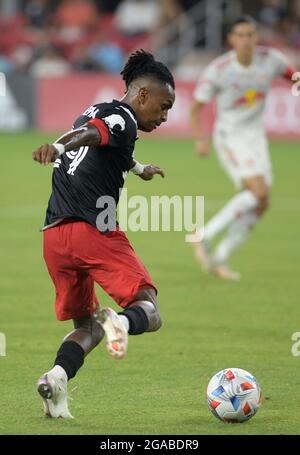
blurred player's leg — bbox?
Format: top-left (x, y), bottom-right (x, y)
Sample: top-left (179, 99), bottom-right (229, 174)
top-left (193, 130), bottom-right (271, 278)
top-left (201, 189), bottom-right (258, 243)
top-left (211, 210), bottom-right (259, 280)
top-left (191, 237), bottom-right (212, 271)
top-left (211, 176), bottom-right (269, 279)
top-left (192, 190), bottom-right (258, 269)
top-left (213, 211), bottom-right (258, 263)
top-left (243, 175), bottom-right (270, 217)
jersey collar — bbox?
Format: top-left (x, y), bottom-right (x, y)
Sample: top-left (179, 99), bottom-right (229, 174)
top-left (114, 100), bottom-right (137, 119)
top-left (113, 100), bottom-right (139, 139)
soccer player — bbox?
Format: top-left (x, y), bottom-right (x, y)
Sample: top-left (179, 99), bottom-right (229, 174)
top-left (32, 50), bottom-right (175, 418)
top-left (190, 15), bottom-right (296, 280)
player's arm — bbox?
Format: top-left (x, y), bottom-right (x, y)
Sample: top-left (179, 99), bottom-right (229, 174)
top-left (130, 160), bottom-right (165, 181)
top-left (190, 61), bottom-right (219, 158)
top-left (32, 124), bottom-right (101, 165)
top-left (271, 48), bottom-right (299, 86)
top-left (190, 99), bottom-right (210, 157)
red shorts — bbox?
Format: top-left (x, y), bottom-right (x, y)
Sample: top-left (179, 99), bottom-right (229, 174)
top-left (43, 219), bottom-right (157, 321)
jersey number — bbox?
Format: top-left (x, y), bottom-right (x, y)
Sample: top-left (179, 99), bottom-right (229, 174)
top-left (66, 146), bottom-right (89, 175)
top-left (53, 146), bottom-right (89, 173)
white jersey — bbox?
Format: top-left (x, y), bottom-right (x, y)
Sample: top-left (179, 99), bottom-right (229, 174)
top-left (194, 46), bottom-right (291, 135)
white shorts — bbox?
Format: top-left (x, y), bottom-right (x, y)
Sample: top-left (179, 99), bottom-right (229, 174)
top-left (213, 129), bottom-right (272, 189)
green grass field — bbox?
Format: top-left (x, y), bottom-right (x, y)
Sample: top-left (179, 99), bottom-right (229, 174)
top-left (0, 132), bottom-right (299, 435)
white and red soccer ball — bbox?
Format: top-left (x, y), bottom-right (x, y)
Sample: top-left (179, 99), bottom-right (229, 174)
top-left (207, 368), bottom-right (262, 423)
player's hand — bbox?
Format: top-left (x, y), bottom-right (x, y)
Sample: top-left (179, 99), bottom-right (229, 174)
top-left (139, 164), bottom-right (165, 180)
top-left (32, 144), bottom-right (59, 165)
top-left (195, 138), bottom-right (210, 157)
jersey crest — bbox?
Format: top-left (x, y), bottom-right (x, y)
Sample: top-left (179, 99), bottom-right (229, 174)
top-left (103, 114), bottom-right (126, 133)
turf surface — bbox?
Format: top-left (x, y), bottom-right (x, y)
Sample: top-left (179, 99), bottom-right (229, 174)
top-left (0, 133), bottom-right (299, 434)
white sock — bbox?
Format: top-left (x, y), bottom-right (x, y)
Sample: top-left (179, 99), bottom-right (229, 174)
top-left (118, 315), bottom-right (130, 332)
top-left (47, 365), bottom-right (68, 382)
top-left (203, 190), bottom-right (258, 243)
top-left (212, 211), bottom-right (259, 265)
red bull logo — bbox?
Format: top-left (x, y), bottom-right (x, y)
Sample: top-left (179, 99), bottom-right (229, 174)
top-left (234, 89), bottom-right (265, 107)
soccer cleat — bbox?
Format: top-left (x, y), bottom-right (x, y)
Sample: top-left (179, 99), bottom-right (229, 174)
top-left (97, 308), bottom-right (128, 359)
top-left (211, 264), bottom-right (241, 281)
top-left (37, 373), bottom-right (73, 419)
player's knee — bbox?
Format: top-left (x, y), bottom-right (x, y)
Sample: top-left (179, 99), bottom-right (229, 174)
top-left (124, 298), bottom-right (162, 334)
top-left (247, 185), bottom-right (269, 216)
top-left (139, 301), bottom-right (162, 332)
top-left (245, 178), bottom-right (268, 202)
top-left (131, 288), bottom-right (162, 331)
top-left (257, 195), bottom-right (269, 215)
top-left (134, 287), bottom-right (157, 305)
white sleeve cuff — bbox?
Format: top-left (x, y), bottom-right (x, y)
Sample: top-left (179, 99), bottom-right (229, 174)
top-left (130, 161), bottom-right (145, 175)
top-left (53, 143), bottom-right (65, 156)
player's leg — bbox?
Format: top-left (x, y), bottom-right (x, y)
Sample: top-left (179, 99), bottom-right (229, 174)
top-left (37, 223), bottom-right (104, 418)
top-left (203, 139), bottom-right (266, 242)
top-left (65, 309), bottom-right (105, 355)
top-left (211, 175), bottom-right (270, 279)
top-left (98, 287), bottom-right (161, 359)
top-left (198, 188), bottom-right (258, 241)
top-left (118, 287), bottom-right (162, 334)
top-left (37, 312), bottom-right (104, 419)
top-left (191, 136), bottom-right (260, 269)
top-left (192, 132), bottom-right (271, 277)
top-left (52, 310), bottom-right (105, 378)
top-left (191, 186), bottom-right (259, 271)
top-left (210, 210), bottom-right (258, 280)
top-left (85, 227), bottom-right (161, 358)
top-left (243, 174), bottom-right (270, 217)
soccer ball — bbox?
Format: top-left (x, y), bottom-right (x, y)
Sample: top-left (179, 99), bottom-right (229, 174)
top-left (206, 368), bottom-right (262, 423)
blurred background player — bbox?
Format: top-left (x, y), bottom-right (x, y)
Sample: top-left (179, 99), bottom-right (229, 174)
top-left (32, 50), bottom-right (175, 418)
top-left (190, 15), bottom-right (297, 281)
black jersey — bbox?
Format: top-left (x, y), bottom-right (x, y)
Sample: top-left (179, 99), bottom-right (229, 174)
top-left (44, 100), bottom-right (138, 230)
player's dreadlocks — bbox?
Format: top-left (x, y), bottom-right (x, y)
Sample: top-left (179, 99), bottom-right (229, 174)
top-left (121, 49), bottom-right (175, 90)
